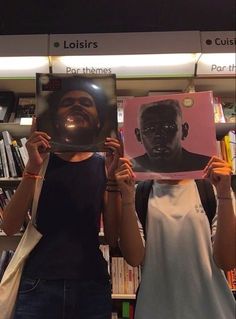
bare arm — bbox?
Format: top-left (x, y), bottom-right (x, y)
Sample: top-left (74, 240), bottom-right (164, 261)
top-left (115, 158), bottom-right (145, 267)
top-left (1, 130), bottom-right (51, 236)
top-left (102, 137), bottom-right (122, 247)
top-left (2, 178), bottom-right (37, 236)
top-left (204, 156), bottom-right (236, 271)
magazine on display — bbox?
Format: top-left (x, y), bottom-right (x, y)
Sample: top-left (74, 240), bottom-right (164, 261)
top-left (123, 91), bottom-right (217, 180)
top-left (36, 73), bottom-right (118, 152)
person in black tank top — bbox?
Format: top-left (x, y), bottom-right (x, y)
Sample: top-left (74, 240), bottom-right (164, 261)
top-left (2, 127), bottom-right (122, 319)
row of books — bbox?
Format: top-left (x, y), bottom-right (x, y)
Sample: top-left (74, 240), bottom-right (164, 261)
top-left (100, 245), bottom-right (141, 295)
top-left (226, 269), bottom-right (236, 291)
top-left (216, 132), bottom-right (236, 175)
top-left (111, 256), bottom-right (141, 295)
top-left (0, 131), bottom-right (28, 178)
top-left (112, 300), bottom-right (135, 319)
top-left (213, 96), bottom-right (235, 124)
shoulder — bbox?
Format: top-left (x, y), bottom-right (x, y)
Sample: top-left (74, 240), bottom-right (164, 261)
top-left (181, 148), bottom-right (210, 169)
top-left (131, 154), bottom-right (151, 171)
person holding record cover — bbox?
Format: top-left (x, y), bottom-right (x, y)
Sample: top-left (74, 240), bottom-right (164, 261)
top-left (131, 99), bottom-right (211, 173)
top-left (1, 118), bottom-right (123, 319)
top-left (37, 75), bottom-right (117, 152)
top-left (115, 156), bottom-right (236, 319)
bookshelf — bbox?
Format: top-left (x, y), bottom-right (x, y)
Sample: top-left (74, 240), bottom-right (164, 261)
top-left (0, 31), bottom-right (235, 318)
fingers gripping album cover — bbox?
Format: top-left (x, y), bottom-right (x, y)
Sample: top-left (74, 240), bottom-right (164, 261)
top-left (36, 73), bottom-right (118, 152)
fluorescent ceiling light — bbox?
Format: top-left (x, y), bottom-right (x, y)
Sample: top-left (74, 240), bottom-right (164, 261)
top-left (199, 53), bottom-right (236, 65)
top-left (0, 56), bottom-right (50, 78)
top-left (58, 54), bottom-right (200, 67)
top-left (0, 57), bottom-right (49, 70)
top-left (52, 54), bottom-right (200, 77)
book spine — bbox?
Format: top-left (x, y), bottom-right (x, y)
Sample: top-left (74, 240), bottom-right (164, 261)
top-left (0, 139), bottom-right (10, 178)
top-left (118, 257), bottom-right (125, 294)
top-left (0, 250), bottom-right (10, 281)
top-left (0, 150), bottom-right (4, 177)
top-left (111, 257), bottom-right (118, 294)
top-left (11, 140), bottom-right (25, 176)
top-left (2, 131), bottom-right (17, 177)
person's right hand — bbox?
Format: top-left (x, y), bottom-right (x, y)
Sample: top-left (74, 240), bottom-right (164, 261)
top-left (25, 131), bottom-right (51, 174)
top-left (115, 158), bottom-right (135, 202)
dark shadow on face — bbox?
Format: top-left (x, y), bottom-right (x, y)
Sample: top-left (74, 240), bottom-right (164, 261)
top-left (135, 99), bottom-right (189, 165)
top-left (54, 90), bottom-right (100, 145)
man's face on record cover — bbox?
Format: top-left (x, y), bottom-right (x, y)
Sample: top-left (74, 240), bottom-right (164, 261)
top-left (139, 105), bottom-right (183, 162)
top-left (55, 90), bottom-right (101, 145)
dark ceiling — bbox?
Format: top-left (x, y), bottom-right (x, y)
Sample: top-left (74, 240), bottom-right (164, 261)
top-left (1, 0), bottom-right (235, 35)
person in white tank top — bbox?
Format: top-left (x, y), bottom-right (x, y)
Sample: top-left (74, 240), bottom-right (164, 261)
top-left (116, 156), bottom-right (236, 319)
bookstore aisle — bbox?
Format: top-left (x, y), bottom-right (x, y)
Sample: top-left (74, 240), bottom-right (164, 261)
top-left (0, 31), bottom-right (236, 318)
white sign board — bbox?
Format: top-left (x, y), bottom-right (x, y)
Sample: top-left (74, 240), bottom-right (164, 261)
top-left (49, 31), bottom-right (201, 55)
top-left (0, 35), bottom-right (48, 56)
top-left (200, 31), bottom-right (236, 53)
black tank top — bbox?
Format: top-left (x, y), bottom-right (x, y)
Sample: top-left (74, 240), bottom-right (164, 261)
top-left (23, 153), bottom-right (109, 282)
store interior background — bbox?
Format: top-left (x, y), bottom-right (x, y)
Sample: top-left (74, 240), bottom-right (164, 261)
top-left (0, 0), bottom-right (235, 34)
top-left (0, 0), bottom-right (235, 313)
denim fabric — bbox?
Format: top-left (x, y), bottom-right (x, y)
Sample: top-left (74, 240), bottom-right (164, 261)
top-left (13, 276), bottom-right (112, 319)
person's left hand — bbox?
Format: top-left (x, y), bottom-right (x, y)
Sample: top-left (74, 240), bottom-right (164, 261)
top-left (203, 156), bottom-right (232, 197)
top-left (104, 137), bottom-right (123, 179)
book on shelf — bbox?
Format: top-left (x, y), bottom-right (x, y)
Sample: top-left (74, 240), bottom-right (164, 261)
top-left (0, 150), bottom-right (4, 177)
top-left (111, 256), bottom-right (141, 295)
top-left (0, 139), bottom-right (10, 178)
top-left (117, 96), bottom-right (134, 124)
top-left (0, 91), bottom-right (16, 123)
top-left (0, 250), bottom-right (9, 280)
top-left (213, 96), bottom-right (226, 123)
top-left (0, 187), bottom-right (10, 210)
top-left (18, 137), bottom-right (29, 167)
top-left (118, 257), bottom-right (125, 294)
top-left (0, 250), bottom-right (14, 281)
top-left (122, 301), bottom-right (130, 318)
top-left (228, 131), bottom-right (236, 174)
top-left (111, 257), bottom-right (119, 294)
top-left (226, 268), bottom-right (236, 290)
top-left (0, 131), bottom-right (28, 178)
top-left (2, 131), bottom-right (17, 178)
top-left (11, 140), bottom-right (25, 176)
top-left (13, 95), bottom-right (36, 123)
top-left (218, 132), bottom-right (236, 174)
top-left (222, 101), bottom-right (236, 124)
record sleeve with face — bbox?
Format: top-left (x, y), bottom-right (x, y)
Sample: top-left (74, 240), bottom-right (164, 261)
top-left (123, 91), bottom-right (217, 180)
top-left (36, 73), bottom-right (117, 152)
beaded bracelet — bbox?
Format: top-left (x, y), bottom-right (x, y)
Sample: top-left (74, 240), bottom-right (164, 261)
top-left (23, 172), bottom-right (43, 179)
